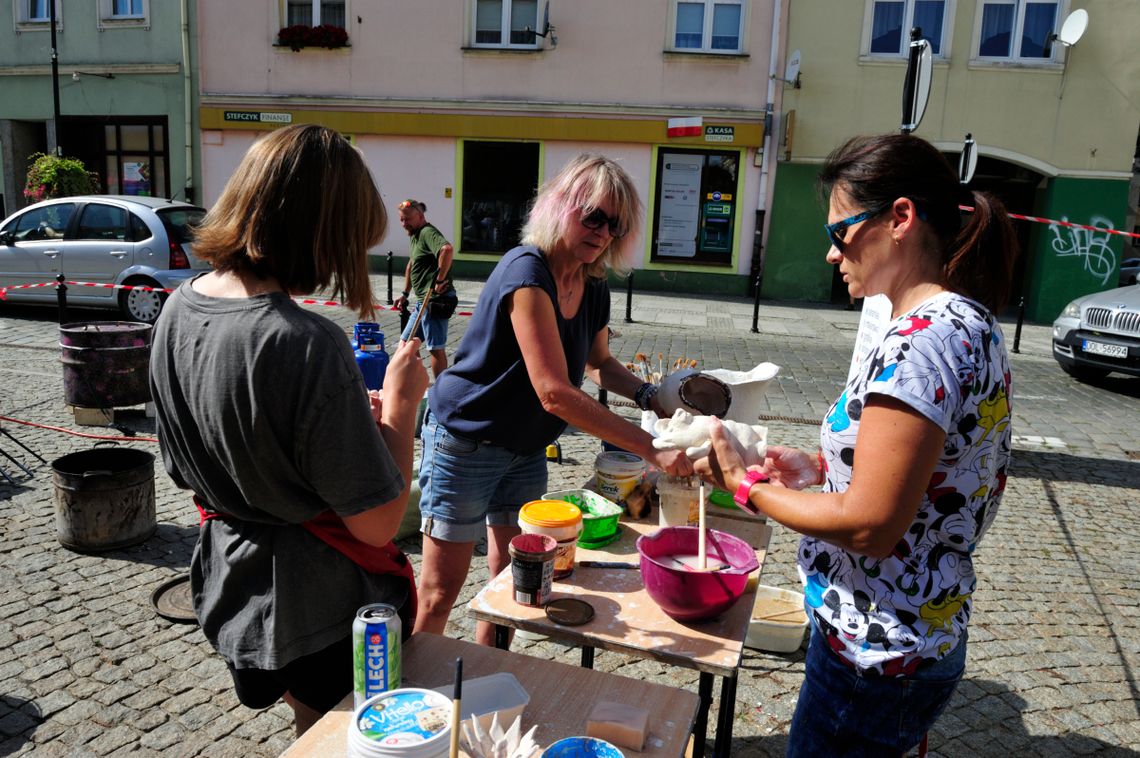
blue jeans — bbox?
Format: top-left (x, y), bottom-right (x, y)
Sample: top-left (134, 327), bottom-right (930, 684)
top-left (787, 620), bottom-right (966, 757)
top-left (400, 290), bottom-right (454, 350)
top-left (417, 411), bottom-right (547, 543)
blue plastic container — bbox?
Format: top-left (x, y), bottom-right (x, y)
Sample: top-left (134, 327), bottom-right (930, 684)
top-left (353, 323), bottom-right (388, 391)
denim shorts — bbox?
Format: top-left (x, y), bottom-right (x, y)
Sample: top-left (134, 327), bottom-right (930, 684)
top-left (417, 411), bottom-right (548, 543)
top-left (786, 618), bottom-right (967, 757)
top-left (400, 292), bottom-right (454, 350)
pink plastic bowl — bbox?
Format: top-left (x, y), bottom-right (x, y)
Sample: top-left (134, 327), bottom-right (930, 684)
top-left (636, 526), bottom-right (759, 621)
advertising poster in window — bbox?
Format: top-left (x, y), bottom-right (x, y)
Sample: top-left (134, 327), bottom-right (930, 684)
top-left (122, 162), bottom-right (151, 196)
top-left (656, 152), bottom-right (703, 258)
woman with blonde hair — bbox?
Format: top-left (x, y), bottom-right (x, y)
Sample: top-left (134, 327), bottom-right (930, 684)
top-left (149, 124), bottom-right (429, 734)
top-left (415, 154), bottom-right (692, 645)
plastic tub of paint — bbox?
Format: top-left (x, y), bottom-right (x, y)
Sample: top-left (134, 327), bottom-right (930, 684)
top-left (519, 500), bottom-right (582, 580)
top-left (745, 585), bottom-right (808, 653)
top-left (542, 489), bottom-right (622, 546)
top-left (594, 451), bottom-right (645, 505)
top-left (431, 672), bottom-right (529, 732)
top-left (347, 687), bottom-right (452, 758)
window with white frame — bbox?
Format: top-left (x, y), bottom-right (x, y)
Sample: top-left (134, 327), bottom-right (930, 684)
top-left (671, 0), bottom-right (744, 53)
top-left (866, 1), bottom-right (948, 56)
top-left (16, 0), bottom-right (61, 27)
top-left (286, 0), bottom-right (346, 27)
top-left (975, 0), bottom-right (1060, 61)
top-left (472, 0), bottom-right (540, 48)
top-left (97, 0), bottom-right (147, 29)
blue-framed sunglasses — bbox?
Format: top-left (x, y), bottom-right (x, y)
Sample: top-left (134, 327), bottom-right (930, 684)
top-left (823, 205), bottom-right (888, 251)
top-left (580, 207), bottom-right (627, 238)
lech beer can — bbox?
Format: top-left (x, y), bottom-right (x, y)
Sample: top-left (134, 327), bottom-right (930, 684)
top-left (352, 603), bottom-right (402, 709)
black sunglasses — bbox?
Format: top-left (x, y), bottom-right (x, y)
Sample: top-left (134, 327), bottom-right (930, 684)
top-left (580, 207), bottom-right (627, 238)
top-left (823, 205), bottom-right (888, 251)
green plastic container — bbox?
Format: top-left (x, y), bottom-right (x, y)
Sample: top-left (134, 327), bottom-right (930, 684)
top-left (542, 489), bottom-right (623, 544)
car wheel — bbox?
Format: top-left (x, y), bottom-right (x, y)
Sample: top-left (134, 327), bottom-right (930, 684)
top-left (1059, 361), bottom-right (1109, 382)
top-left (119, 278), bottom-right (166, 324)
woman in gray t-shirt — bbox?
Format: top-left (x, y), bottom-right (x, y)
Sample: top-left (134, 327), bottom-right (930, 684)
top-left (149, 125), bottom-right (428, 736)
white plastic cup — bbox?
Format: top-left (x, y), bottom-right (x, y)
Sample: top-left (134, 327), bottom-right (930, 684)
top-left (656, 476), bottom-right (700, 527)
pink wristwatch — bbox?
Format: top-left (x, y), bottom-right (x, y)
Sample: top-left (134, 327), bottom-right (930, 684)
top-left (733, 469), bottom-right (769, 515)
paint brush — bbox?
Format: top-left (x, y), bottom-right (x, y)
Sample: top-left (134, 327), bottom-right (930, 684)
top-left (407, 285), bottom-right (434, 347)
top-left (449, 657), bottom-right (462, 758)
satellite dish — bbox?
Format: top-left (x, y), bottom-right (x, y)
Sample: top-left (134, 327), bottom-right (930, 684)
top-left (958, 133), bottom-right (978, 185)
top-left (785, 49), bottom-right (801, 83)
top-left (1056, 9), bottom-right (1089, 47)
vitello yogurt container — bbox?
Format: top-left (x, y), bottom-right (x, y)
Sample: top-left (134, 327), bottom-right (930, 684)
top-left (347, 687), bottom-right (453, 758)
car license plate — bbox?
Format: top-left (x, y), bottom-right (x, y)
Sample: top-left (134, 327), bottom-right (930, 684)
top-left (1082, 340), bottom-right (1127, 358)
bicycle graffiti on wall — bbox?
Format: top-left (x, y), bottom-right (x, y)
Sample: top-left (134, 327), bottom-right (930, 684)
top-left (1049, 215), bottom-right (1117, 285)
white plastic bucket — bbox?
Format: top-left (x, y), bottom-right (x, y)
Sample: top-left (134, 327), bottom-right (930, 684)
top-left (347, 687), bottom-right (452, 758)
top-left (656, 475), bottom-right (700, 527)
top-left (594, 451), bottom-right (645, 504)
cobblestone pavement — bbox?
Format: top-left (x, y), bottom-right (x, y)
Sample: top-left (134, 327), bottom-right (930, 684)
top-left (1, 278), bottom-right (1138, 756)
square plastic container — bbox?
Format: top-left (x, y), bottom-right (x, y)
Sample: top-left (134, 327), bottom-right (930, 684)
top-left (432, 672), bottom-right (530, 732)
top-left (542, 488), bottom-right (622, 545)
top-left (745, 585), bottom-right (808, 653)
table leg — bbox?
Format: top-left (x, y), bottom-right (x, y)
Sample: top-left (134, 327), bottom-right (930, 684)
top-left (581, 646), bottom-right (594, 669)
top-left (692, 672), bottom-right (713, 757)
top-left (712, 671), bottom-right (738, 758)
top-left (493, 624), bottom-right (509, 650)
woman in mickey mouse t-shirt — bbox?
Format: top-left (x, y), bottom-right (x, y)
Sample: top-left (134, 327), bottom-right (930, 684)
top-left (694, 134), bottom-right (1017, 757)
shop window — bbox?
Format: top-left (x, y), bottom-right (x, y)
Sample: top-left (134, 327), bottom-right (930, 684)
top-left (651, 148), bottom-right (740, 265)
top-left (974, 0), bottom-right (1060, 61)
top-left (865, 0), bottom-right (948, 56)
top-left (670, 0), bottom-right (743, 53)
top-left (101, 121), bottom-right (169, 198)
top-left (460, 141), bottom-right (539, 254)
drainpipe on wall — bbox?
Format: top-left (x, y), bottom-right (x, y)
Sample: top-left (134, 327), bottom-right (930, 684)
top-left (180, 0), bottom-right (194, 203)
top-left (750, 0), bottom-right (785, 296)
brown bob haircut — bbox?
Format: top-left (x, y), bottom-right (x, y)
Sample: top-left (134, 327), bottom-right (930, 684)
top-left (192, 124), bottom-right (386, 318)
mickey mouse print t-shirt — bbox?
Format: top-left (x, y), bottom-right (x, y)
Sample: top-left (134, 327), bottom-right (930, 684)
top-left (801, 291), bottom-right (1013, 676)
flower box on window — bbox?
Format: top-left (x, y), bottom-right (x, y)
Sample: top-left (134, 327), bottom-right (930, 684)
top-left (276, 24), bottom-right (349, 51)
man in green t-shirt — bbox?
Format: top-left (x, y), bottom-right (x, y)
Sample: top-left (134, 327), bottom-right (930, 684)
top-left (394, 199), bottom-right (455, 378)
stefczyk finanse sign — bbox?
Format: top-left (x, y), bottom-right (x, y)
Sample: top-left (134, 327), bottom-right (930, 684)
top-left (222, 111), bottom-right (294, 124)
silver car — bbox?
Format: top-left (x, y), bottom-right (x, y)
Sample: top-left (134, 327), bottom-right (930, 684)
top-left (0, 195), bottom-right (208, 323)
top-left (1052, 284), bottom-right (1140, 380)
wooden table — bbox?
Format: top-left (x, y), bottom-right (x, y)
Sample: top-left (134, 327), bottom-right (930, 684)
top-left (468, 509), bottom-right (772, 758)
top-left (280, 632), bottom-right (700, 757)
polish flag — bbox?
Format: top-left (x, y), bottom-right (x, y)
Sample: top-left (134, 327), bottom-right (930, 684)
top-left (667, 117), bottom-right (703, 137)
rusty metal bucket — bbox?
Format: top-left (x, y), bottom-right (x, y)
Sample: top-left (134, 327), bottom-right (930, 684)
top-left (59, 322), bottom-right (153, 408)
top-left (51, 445), bottom-right (156, 552)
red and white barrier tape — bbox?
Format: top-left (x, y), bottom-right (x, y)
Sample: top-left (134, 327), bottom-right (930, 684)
top-left (959, 205), bottom-right (1140, 241)
top-left (0, 279), bottom-right (476, 316)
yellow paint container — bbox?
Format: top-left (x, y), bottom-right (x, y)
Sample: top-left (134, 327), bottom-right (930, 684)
top-left (519, 500), bottom-right (583, 580)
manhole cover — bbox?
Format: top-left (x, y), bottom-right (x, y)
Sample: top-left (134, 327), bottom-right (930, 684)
top-left (151, 576), bottom-right (197, 624)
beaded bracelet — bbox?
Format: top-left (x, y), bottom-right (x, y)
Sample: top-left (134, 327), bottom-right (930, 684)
top-left (634, 382), bottom-right (659, 411)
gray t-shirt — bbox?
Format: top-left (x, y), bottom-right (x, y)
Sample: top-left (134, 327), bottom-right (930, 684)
top-left (150, 278), bottom-right (407, 669)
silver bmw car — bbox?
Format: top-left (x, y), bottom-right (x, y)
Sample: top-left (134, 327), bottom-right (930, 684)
top-left (0, 195), bottom-right (208, 323)
top-left (1052, 284), bottom-right (1140, 380)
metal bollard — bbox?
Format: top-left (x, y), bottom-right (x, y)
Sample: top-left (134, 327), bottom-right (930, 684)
top-left (1013, 296), bottom-right (1025, 354)
top-left (386, 251), bottom-right (394, 304)
top-left (598, 388), bottom-right (608, 408)
top-left (751, 268), bottom-right (763, 334)
top-left (625, 271), bottom-right (634, 323)
top-left (55, 273), bottom-right (68, 325)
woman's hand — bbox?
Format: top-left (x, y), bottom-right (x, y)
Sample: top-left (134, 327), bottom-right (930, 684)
top-left (650, 448), bottom-right (694, 478)
top-left (368, 390), bottom-right (383, 423)
top-left (384, 337), bottom-right (429, 410)
top-left (692, 417), bottom-right (749, 493)
top-left (763, 445), bottom-right (821, 490)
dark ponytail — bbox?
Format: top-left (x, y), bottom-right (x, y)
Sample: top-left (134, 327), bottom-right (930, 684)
top-left (946, 190), bottom-right (1017, 312)
top-left (820, 134), bottom-right (1019, 313)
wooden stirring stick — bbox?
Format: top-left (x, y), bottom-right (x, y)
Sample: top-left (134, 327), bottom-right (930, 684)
top-left (698, 483), bottom-right (707, 570)
top-left (407, 285), bottom-right (434, 345)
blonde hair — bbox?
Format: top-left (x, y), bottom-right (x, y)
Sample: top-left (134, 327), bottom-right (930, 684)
top-left (192, 124), bottom-right (386, 318)
top-left (521, 154), bottom-right (643, 278)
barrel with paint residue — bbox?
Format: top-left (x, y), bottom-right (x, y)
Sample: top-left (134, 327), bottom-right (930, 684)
top-left (59, 322), bottom-right (153, 408)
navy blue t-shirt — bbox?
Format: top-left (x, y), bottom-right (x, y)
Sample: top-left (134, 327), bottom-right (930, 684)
top-left (430, 246), bottom-right (610, 454)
